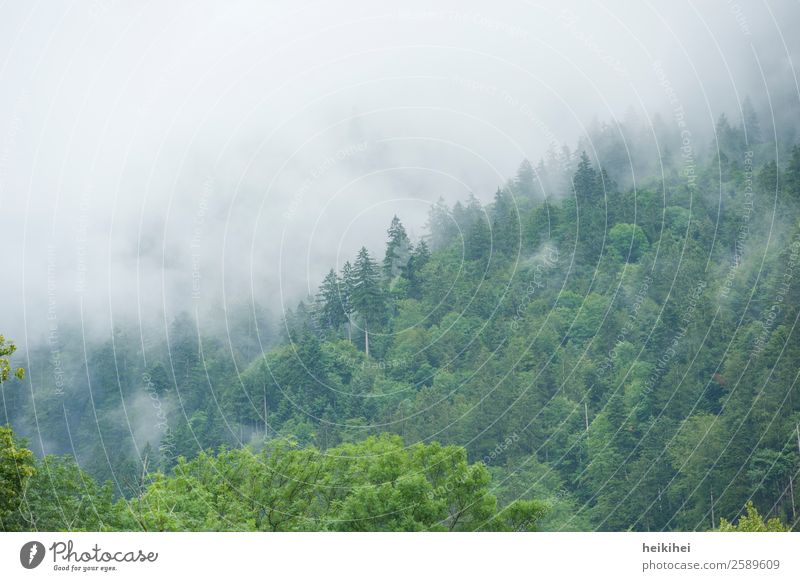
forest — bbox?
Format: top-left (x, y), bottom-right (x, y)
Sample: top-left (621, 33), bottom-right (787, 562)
top-left (2, 110), bottom-right (799, 532)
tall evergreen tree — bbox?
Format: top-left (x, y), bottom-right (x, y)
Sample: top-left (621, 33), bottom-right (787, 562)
top-left (741, 97), bottom-right (762, 145)
top-left (466, 216), bottom-right (492, 261)
top-left (407, 239), bottom-right (431, 298)
top-left (341, 261), bottom-right (356, 341)
top-left (492, 187), bottom-right (519, 254)
top-left (513, 159), bottom-right (536, 198)
top-left (572, 151), bottom-right (597, 201)
top-left (316, 269), bottom-right (348, 332)
top-left (426, 199), bottom-right (456, 249)
top-left (569, 152), bottom-right (609, 262)
top-left (785, 145), bottom-right (800, 197)
top-left (351, 247), bottom-right (384, 356)
top-left (383, 216), bottom-right (412, 280)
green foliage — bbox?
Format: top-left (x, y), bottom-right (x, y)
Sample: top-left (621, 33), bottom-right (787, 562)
top-left (0, 426), bottom-right (35, 530)
top-left (317, 269), bottom-right (349, 331)
top-left (17, 455), bottom-right (115, 531)
top-left (383, 215), bottom-right (412, 280)
top-left (0, 335), bottom-right (25, 383)
top-left (608, 223), bottom-right (649, 262)
top-left (715, 501), bottom-right (791, 532)
top-left (2, 428), bottom-right (548, 532)
top-left (5, 115), bottom-right (800, 532)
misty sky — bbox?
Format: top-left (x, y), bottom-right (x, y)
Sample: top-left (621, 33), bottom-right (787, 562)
top-left (1, 0), bottom-right (798, 345)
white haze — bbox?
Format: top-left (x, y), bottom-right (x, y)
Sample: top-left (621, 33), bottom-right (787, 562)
top-left (1, 0), bottom-right (798, 347)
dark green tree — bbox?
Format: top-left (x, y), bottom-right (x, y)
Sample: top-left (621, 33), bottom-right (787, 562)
top-left (316, 269), bottom-right (349, 332)
top-left (407, 239), bottom-right (431, 298)
top-left (351, 247), bottom-right (385, 356)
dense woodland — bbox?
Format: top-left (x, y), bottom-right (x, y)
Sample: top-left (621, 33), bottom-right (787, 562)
top-left (2, 110), bottom-right (800, 531)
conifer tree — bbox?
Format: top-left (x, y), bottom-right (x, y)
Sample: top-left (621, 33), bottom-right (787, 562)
top-left (426, 199), bottom-right (455, 249)
top-left (785, 145), bottom-right (800, 196)
top-left (383, 216), bottom-right (412, 280)
top-left (572, 151), bottom-right (597, 201)
top-left (466, 216), bottom-right (492, 261)
top-left (341, 261), bottom-right (355, 341)
top-left (513, 159), bottom-right (536, 198)
top-left (492, 187), bottom-right (519, 254)
top-left (407, 239), bottom-right (431, 298)
top-left (741, 97), bottom-right (762, 145)
top-left (351, 247), bottom-right (384, 356)
top-left (317, 269), bottom-right (348, 332)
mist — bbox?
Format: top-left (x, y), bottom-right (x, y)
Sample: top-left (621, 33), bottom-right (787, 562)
top-left (2, 0), bottom-right (799, 348)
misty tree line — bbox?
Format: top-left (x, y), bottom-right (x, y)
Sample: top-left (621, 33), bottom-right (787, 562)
top-left (285, 216), bottom-right (431, 357)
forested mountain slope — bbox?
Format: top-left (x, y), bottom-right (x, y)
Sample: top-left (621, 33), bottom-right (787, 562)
top-left (3, 114), bottom-right (800, 531)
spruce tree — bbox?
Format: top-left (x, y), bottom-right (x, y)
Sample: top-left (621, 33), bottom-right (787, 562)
top-left (572, 151), bottom-right (597, 201)
top-left (351, 247), bottom-right (384, 356)
top-left (383, 216), bottom-right (412, 280)
top-left (407, 239), bottom-right (431, 298)
top-left (316, 269), bottom-right (348, 332)
top-left (466, 216), bottom-right (491, 261)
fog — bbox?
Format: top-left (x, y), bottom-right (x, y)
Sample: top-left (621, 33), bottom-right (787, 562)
top-left (1, 0), bottom-right (799, 347)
